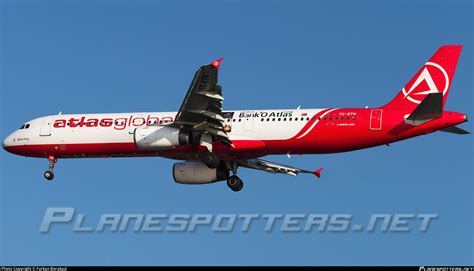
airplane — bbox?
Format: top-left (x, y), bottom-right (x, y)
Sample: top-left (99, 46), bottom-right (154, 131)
top-left (2, 45), bottom-right (469, 192)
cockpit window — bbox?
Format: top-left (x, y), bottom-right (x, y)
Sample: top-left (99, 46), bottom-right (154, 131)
top-left (25, 124), bottom-right (30, 129)
top-left (19, 124), bottom-right (25, 129)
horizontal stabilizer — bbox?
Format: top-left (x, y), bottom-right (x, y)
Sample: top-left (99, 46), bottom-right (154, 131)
top-left (440, 126), bottom-right (470, 135)
top-left (405, 93), bottom-right (442, 126)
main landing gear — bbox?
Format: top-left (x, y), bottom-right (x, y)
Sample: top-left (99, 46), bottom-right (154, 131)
top-left (225, 161), bottom-right (243, 192)
top-left (44, 155), bottom-right (56, 181)
top-left (200, 141), bottom-right (243, 192)
top-left (202, 151), bottom-right (220, 169)
top-left (203, 153), bottom-right (244, 192)
top-left (227, 175), bottom-right (243, 192)
top-left (201, 134), bottom-right (220, 169)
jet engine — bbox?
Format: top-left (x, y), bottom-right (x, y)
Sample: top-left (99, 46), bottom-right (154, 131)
top-left (173, 161), bottom-right (229, 184)
top-left (134, 126), bottom-right (191, 150)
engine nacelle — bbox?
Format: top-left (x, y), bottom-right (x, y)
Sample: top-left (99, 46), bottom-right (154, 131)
top-left (173, 162), bottom-right (229, 184)
top-left (134, 126), bottom-right (190, 150)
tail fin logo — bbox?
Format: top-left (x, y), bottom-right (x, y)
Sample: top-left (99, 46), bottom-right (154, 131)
top-left (402, 62), bottom-right (449, 104)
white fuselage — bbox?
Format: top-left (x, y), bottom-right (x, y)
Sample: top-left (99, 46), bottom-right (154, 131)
top-left (4, 109), bottom-right (329, 148)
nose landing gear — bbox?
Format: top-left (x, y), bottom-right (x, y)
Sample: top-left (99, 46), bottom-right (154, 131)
top-left (44, 155), bottom-right (56, 181)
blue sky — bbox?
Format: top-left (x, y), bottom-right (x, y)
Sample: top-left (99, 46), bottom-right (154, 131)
top-left (0, 0), bottom-right (473, 266)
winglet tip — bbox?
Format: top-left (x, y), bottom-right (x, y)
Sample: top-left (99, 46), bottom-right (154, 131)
top-left (211, 58), bottom-right (224, 69)
top-left (314, 168), bottom-right (324, 178)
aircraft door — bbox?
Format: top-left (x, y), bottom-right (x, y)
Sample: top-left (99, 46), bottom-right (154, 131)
top-left (243, 111), bottom-right (255, 131)
top-left (39, 117), bottom-right (54, 136)
top-left (369, 109), bottom-right (383, 131)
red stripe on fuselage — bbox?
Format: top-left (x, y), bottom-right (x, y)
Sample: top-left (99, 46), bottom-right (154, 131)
top-left (3, 140), bottom-right (270, 160)
top-left (291, 109), bottom-right (332, 139)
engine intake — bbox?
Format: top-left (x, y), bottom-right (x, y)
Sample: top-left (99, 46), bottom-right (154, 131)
top-left (173, 161), bottom-right (229, 184)
top-left (134, 126), bottom-right (190, 150)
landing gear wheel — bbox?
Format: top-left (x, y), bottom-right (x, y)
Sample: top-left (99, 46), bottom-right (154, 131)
top-left (44, 170), bottom-right (54, 181)
top-left (203, 152), bottom-right (220, 169)
top-left (227, 175), bottom-right (244, 192)
top-left (44, 155), bottom-right (57, 181)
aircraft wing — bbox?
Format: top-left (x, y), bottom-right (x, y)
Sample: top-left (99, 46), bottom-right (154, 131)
top-left (237, 158), bottom-right (324, 178)
top-left (171, 58), bottom-right (230, 143)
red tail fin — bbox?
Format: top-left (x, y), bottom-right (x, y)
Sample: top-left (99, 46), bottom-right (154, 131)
top-left (382, 45), bottom-right (462, 113)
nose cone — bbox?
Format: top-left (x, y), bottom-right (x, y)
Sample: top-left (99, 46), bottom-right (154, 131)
top-left (3, 134), bottom-right (13, 152)
top-left (3, 137), bottom-right (8, 150)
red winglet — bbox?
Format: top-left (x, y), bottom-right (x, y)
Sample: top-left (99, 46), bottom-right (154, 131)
top-left (211, 58), bottom-right (224, 69)
top-left (314, 168), bottom-right (324, 178)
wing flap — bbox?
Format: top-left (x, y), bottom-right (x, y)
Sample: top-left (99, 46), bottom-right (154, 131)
top-left (192, 122), bottom-right (223, 131)
top-left (196, 91), bottom-right (224, 101)
top-left (188, 110), bottom-right (226, 122)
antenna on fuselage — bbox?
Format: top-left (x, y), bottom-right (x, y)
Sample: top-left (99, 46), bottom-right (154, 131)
top-left (296, 106), bottom-right (301, 110)
top-left (58, 111), bottom-right (62, 115)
